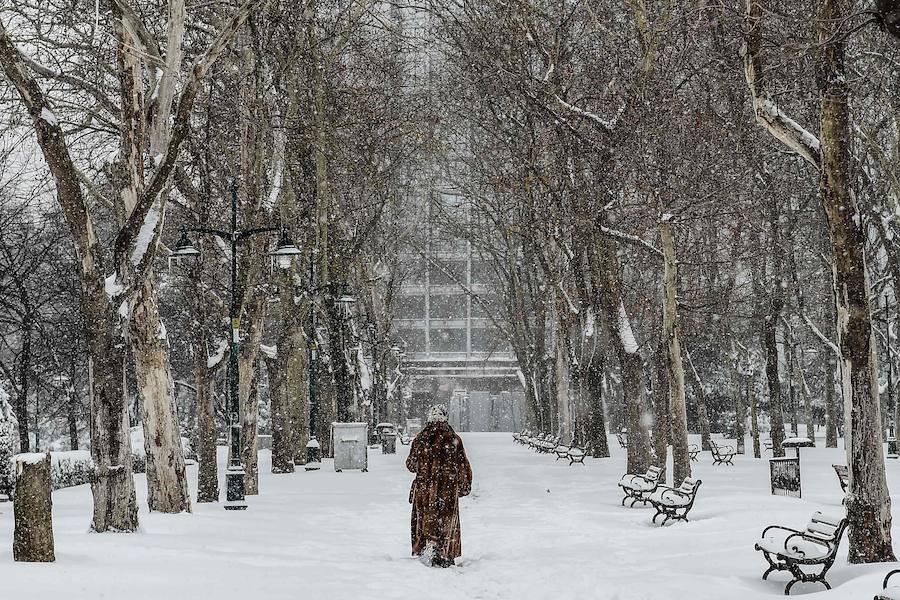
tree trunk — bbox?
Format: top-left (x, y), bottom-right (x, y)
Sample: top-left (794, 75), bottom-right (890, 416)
top-left (660, 220), bottom-right (691, 484)
top-left (736, 379), bottom-right (746, 455)
top-left (15, 310), bottom-right (31, 453)
top-left (267, 352), bottom-right (294, 474)
top-left (241, 361), bottom-right (260, 495)
top-left (13, 453), bottom-right (54, 562)
top-left (762, 310), bottom-right (786, 457)
top-left (798, 359), bottom-right (815, 445)
top-left (237, 289), bottom-right (266, 494)
top-left (288, 328), bottom-right (309, 465)
top-left (818, 0), bottom-right (894, 563)
top-left (585, 350), bottom-right (610, 458)
top-left (651, 342), bottom-right (670, 480)
top-left (825, 357), bottom-right (838, 447)
top-left (750, 376), bottom-right (761, 458)
top-left (787, 338), bottom-right (798, 436)
top-left (591, 228), bottom-right (652, 472)
top-left (684, 349), bottom-right (712, 451)
top-left (553, 296), bottom-right (574, 444)
top-left (130, 280), bottom-right (191, 514)
top-left (194, 338), bottom-right (218, 503)
top-left (87, 296), bottom-right (139, 532)
top-left (66, 383), bottom-right (79, 451)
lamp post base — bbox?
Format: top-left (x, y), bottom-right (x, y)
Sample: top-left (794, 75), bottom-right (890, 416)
top-left (224, 465), bottom-right (247, 510)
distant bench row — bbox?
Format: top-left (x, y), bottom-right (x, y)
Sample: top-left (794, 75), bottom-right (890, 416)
top-left (512, 430), bottom-right (589, 465)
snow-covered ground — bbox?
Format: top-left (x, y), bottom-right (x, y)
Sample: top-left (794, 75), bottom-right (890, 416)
top-left (0, 432), bottom-right (897, 599)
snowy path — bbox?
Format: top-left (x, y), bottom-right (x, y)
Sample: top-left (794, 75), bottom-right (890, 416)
top-left (0, 433), bottom-right (896, 599)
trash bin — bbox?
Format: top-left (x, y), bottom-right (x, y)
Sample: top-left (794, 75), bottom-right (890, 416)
top-left (888, 437), bottom-right (899, 458)
top-left (331, 422), bottom-right (368, 472)
top-left (376, 422), bottom-right (397, 455)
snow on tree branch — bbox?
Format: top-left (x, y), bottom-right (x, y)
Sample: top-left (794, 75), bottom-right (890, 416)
top-left (741, 2), bottom-right (821, 169)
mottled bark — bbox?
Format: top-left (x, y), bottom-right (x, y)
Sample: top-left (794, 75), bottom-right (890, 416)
top-left (825, 357), bottom-right (838, 448)
top-left (593, 233), bottom-right (651, 473)
top-left (266, 352), bottom-right (294, 474)
top-left (660, 220), bottom-right (690, 483)
top-left (818, 0), bottom-right (894, 563)
top-left (131, 280), bottom-right (190, 514)
top-left (651, 343), bottom-right (670, 479)
top-left (13, 453), bottom-right (54, 562)
top-left (241, 361), bottom-right (260, 495)
top-left (288, 329), bottom-right (310, 465)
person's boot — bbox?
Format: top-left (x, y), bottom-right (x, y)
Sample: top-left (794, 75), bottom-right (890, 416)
top-left (418, 542), bottom-right (437, 567)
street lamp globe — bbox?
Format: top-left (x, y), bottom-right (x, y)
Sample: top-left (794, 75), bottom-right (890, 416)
top-left (269, 231), bottom-right (302, 270)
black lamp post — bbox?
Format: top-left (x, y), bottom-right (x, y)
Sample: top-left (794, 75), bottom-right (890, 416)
top-left (171, 185), bottom-right (301, 509)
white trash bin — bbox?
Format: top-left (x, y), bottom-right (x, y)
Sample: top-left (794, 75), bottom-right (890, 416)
top-left (331, 422), bottom-right (368, 472)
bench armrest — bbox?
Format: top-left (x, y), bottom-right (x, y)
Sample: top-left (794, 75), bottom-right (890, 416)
top-left (761, 524), bottom-right (801, 538)
top-left (658, 487), bottom-right (690, 504)
top-left (784, 532), bottom-right (832, 558)
top-left (620, 474), bottom-right (652, 486)
top-left (884, 569), bottom-right (900, 589)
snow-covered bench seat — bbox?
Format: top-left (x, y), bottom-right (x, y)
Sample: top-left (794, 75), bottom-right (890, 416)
top-left (709, 440), bottom-right (735, 466)
top-left (535, 435), bottom-right (559, 454)
top-left (754, 511), bottom-right (847, 594)
top-left (618, 465), bottom-right (663, 507)
top-left (876, 569), bottom-right (900, 600)
top-left (553, 442), bottom-right (573, 460)
top-left (524, 433), bottom-right (544, 450)
top-left (649, 477), bottom-right (701, 525)
top-left (566, 442), bottom-right (591, 466)
top-left (554, 441), bottom-right (591, 465)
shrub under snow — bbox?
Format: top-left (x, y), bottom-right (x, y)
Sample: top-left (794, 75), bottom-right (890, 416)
top-left (10, 450), bottom-right (95, 491)
top-left (0, 387), bottom-right (19, 499)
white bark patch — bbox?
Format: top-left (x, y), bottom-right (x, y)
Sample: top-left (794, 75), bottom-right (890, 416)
top-left (104, 273), bottom-right (125, 299)
top-left (131, 200), bottom-right (161, 266)
top-left (207, 339), bottom-right (228, 368)
top-left (39, 107), bottom-right (58, 126)
top-left (584, 307), bottom-right (595, 338)
top-left (617, 301), bottom-right (639, 354)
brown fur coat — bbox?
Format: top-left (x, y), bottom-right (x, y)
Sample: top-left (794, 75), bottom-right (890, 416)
top-left (406, 421), bottom-right (472, 560)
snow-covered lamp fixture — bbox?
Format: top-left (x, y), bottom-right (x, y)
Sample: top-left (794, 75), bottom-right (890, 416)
top-left (269, 231), bottom-right (302, 270)
top-left (335, 285), bottom-right (356, 307)
top-left (170, 230), bottom-right (200, 263)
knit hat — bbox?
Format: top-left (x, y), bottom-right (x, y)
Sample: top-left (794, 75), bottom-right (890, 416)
top-left (427, 404), bottom-right (449, 423)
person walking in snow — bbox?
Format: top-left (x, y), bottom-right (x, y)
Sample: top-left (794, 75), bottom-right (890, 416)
top-left (406, 404), bottom-right (473, 567)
